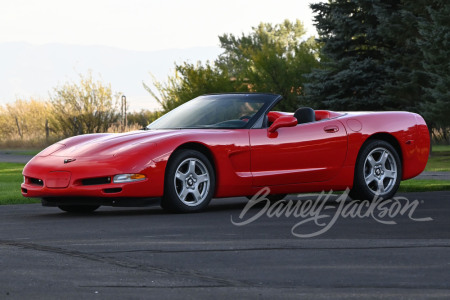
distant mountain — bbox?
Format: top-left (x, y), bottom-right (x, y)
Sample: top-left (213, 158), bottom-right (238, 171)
top-left (0, 42), bottom-right (222, 111)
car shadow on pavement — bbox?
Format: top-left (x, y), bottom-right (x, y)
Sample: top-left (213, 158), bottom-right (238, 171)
top-left (32, 195), bottom-right (346, 218)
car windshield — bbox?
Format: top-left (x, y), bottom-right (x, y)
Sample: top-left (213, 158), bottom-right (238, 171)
top-left (147, 94), bottom-right (277, 129)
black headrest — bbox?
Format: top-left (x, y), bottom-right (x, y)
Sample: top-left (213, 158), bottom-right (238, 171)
top-left (293, 107), bottom-right (315, 124)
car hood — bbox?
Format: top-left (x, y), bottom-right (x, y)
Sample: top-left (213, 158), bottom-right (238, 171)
top-left (49, 130), bottom-right (181, 157)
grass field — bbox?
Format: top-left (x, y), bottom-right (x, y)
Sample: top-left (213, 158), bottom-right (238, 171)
top-left (0, 163), bottom-right (39, 205)
top-left (431, 145), bottom-right (450, 152)
top-left (426, 146), bottom-right (450, 171)
top-left (0, 149), bottom-right (41, 156)
top-left (398, 179), bottom-right (450, 192)
top-left (1, 146), bottom-right (449, 205)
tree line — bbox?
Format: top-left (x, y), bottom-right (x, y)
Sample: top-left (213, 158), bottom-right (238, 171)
top-left (147, 1), bottom-right (449, 143)
top-left (0, 73), bottom-right (159, 148)
top-left (1, 0), bottom-right (448, 146)
top-left (306, 0), bottom-right (449, 142)
top-left (146, 20), bottom-right (320, 113)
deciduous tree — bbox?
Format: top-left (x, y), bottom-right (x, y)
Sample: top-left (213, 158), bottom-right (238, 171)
top-left (51, 73), bottom-right (120, 137)
top-left (146, 20), bottom-right (320, 113)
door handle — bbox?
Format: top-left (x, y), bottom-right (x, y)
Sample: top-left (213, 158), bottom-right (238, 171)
top-left (324, 125), bottom-right (339, 133)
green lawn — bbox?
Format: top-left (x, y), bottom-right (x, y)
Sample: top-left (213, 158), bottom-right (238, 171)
top-left (0, 163), bottom-right (39, 205)
top-left (0, 149), bottom-right (41, 156)
top-left (399, 179), bottom-right (450, 192)
top-left (15, 150), bottom-right (41, 156)
top-left (425, 146), bottom-right (450, 171)
top-left (431, 145), bottom-right (450, 152)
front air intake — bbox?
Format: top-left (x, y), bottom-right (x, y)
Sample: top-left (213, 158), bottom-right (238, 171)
top-left (81, 177), bottom-right (112, 186)
top-left (29, 177), bottom-right (44, 186)
top-left (103, 188), bottom-right (122, 194)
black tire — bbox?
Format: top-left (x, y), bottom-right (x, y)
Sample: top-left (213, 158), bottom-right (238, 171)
top-left (162, 149), bottom-right (215, 213)
top-left (350, 139), bottom-right (402, 200)
top-left (58, 205), bottom-right (100, 213)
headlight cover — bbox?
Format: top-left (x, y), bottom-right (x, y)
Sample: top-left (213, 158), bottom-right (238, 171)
top-left (113, 174), bottom-right (146, 183)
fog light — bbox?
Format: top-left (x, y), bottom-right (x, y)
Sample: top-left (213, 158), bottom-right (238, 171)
top-left (113, 174), bottom-right (146, 183)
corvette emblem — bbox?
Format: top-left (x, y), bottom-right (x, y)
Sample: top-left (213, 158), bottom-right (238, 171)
top-left (64, 158), bottom-right (76, 164)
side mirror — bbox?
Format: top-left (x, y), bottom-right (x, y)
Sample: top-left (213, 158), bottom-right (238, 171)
top-left (268, 116), bottom-right (298, 133)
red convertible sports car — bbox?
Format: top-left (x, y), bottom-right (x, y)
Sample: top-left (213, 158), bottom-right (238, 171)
top-left (21, 93), bottom-right (429, 213)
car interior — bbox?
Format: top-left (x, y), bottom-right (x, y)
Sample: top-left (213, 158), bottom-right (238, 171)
top-left (265, 108), bottom-right (342, 128)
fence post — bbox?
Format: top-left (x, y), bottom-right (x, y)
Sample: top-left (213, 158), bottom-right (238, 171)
top-left (15, 116), bottom-right (23, 139)
top-left (45, 119), bottom-right (49, 143)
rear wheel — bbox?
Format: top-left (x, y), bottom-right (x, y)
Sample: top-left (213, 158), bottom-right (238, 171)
top-left (58, 205), bottom-right (99, 213)
top-left (350, 140), bottom-right (401, 200)
top-left (162, 149), bottom-right (215, 213)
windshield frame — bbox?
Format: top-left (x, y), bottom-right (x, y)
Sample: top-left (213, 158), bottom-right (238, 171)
top-left (147, 93), bottom-right (282, 130)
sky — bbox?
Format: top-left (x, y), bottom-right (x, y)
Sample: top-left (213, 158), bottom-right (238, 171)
top-left (0, 0), bottom-right (320, 110)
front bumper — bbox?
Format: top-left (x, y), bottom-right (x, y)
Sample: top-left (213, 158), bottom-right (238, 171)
top-left (21, 178), bottom-right (153, 198)
top-left (41, 196), bottom-right (161, 207)
top-left (21, 154), bottom-right (166, 201)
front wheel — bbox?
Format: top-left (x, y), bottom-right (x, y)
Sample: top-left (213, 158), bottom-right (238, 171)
top-left (350, 140), bottom-right (402, 201)
top-left (162, 149), bottom-right (215, 213)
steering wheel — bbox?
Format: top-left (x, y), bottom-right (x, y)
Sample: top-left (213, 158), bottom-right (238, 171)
top-left (239, 115), bottom-right (252, 121)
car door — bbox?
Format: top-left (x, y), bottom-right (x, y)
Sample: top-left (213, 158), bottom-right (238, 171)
top-left (249, 119), bottom-right (348, 186)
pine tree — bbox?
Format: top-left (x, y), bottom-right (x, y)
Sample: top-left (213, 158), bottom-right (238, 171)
top-left (418, 0), bottom-right (450, 140)
top-left (306, 0), bottom-right (392, 110)
top-left (378, 1), bottom-right (432, 112)
top-left (305, 0), bottom-right (430, 113)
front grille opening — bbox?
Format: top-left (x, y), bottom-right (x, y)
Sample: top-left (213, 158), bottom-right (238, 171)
top-left (81, 177), bottom-right (112, 186)
top-left (103, 188), bottom-right (122, 194)
top-left (29, 177), bottom-right (44, 186)
top-left (22, 188), bottom-right (28, 194)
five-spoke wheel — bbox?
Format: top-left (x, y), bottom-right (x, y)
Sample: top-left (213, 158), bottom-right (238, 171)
top-left (174, 157), bottom-right (210, 206)
top-left (363, 147), bottom-right (398, 195)
top-left (163, 149), bottom-right (215, 212)
top-left (350, 140), bottom-right (401, 200)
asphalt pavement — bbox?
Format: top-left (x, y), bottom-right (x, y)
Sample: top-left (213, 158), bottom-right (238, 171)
top-left (0, 192), bottom-right (449, 299)
top-left (0, 151), bottom-right (34, 164)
